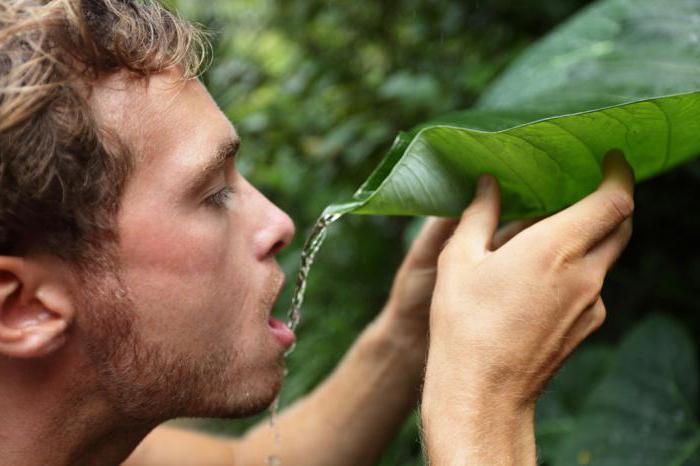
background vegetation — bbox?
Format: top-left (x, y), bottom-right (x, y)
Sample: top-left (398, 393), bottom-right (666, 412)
top-left (167, 0), bottom-right (700, 464)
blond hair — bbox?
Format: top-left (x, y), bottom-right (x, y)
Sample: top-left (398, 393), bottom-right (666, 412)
top-left (0, 0), bottom-right (208, 261)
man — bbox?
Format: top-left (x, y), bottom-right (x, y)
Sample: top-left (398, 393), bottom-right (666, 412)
top-left (0, 1), bottom-right (633, 465)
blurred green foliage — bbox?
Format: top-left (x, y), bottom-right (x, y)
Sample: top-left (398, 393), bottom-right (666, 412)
top-left (166, 0), bottom-right (700, 464)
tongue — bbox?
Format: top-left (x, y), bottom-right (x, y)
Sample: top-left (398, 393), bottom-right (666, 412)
top-left (268, 317), bottom-right (296, 348)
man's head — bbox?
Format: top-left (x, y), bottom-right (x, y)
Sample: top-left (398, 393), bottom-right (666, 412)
top-left (0, 0), bottom-right (295, 423)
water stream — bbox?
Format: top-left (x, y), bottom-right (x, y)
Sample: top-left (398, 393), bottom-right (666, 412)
top-left (266, 211), bottom-right (344, 465)
top-left (286, 212), bottom-right (343, 332)
top-left (265, 397), bottom-right (281, 466)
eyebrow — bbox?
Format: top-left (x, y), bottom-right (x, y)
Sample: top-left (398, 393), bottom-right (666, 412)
top-left (187, 137), bottom-right (241, 194)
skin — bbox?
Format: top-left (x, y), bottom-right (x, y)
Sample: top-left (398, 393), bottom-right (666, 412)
top-left (0, 68), bottom-right (634, 466)
top-left (423, 154), bottom-right (634, 465)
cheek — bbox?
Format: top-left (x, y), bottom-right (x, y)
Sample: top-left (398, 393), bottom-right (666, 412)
top-left (120, 200), bottom-right (237, 276)
top-left (117, 211), bottom-right (251, 336)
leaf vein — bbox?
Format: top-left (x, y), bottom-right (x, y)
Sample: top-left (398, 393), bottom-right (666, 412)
top-left (648, 100), bottom-right (673, 171)
top-left (460, 131), bottom-right (547, 211)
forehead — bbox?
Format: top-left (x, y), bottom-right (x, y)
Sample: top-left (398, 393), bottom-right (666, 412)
top-left (89, 70), bottom-right (237, 173)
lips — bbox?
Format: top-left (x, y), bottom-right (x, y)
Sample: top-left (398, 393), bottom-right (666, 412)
top-left (265, 270), bottom-right (295, 348)
top-left (268, 317), bottom-right (296, 347)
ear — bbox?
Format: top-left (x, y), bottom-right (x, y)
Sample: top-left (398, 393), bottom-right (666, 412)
top-left (0, 255), bottom-right (75, 359)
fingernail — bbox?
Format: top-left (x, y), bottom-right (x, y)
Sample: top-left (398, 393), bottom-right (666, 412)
top-left (478, 174), bottom-right (493, 193)
top-left (603, 148), bottom-right (625, 166)
top-left (603, 148), bottom-right (635, 182)
top-left (603, 148), bottom-right (628, 171)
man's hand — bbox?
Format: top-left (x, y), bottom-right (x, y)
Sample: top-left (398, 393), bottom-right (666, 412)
top-left (422, 150), bottom-right (634, 465)
top-left (384, 208), bottom-right (536, 343)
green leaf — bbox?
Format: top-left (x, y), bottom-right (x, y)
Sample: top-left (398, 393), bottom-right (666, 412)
top-left (326, 0), bottom-right (700, 219)
top-left (326, 93), bottom-right (700, 220)
top-left (479, 0), bottom-right (700, 114)
top-left (536, 345), bottom-right (615, 464)
top-left (550, 315), bottom-right (700, 466)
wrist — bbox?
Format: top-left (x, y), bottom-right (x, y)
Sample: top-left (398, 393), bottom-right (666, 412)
top-left (421, 394), bottom-right (536, 466)
top-left (421, 347), bottom-right (537, 466)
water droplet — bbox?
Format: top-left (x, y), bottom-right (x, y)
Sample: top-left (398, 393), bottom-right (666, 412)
top-left (266, 397), bottom-right (283, 465)
top-left (268, 396), bottom-right (280, 429)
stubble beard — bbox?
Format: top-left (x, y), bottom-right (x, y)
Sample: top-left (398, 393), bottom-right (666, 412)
top-left (74, 261), bottom-right (283, 424)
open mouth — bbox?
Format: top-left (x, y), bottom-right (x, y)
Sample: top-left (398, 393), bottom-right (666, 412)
top-left (268, 316), bottom-right (296, 348)
top-left (266, 270), bottom-right (295, 348)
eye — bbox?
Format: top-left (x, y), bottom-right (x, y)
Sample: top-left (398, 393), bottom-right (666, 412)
top-left (205, 186), bottom-right (234, 208)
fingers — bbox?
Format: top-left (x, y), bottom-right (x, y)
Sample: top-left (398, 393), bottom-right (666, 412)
top-left (491, 218), bottom-right (539, 250)
top-left (586, 216), bottom-right (633, 273)
top-left (452, 174), bottom-right (501, 256)
top-left (543, 149), bottom-right (635, 257)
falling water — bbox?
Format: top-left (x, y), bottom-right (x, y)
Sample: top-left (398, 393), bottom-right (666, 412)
top-left (286, 212), bottom-right (343, 332)
top-left (266, 397), bottom-right (282, 466)
top-left (265, 212), bottom-right (343, 465)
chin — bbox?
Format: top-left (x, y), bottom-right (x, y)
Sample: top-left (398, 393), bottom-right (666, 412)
top-left (214, 362), bottom-right (286, 419)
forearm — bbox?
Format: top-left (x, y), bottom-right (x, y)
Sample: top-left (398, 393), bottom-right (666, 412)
top-left (237, 310), bottom-right (427, 466)
top-left (421, 398), bottom-right (536, 466)
top-left (420, 343), bottom-right (538, 466)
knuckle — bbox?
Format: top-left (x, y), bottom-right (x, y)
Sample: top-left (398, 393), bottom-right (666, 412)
top-left (590, 303), bottom-right (607, 329)
top-left (549, 250), bottom-right (567, 271)
top-left (527, 230), bottom-right (567, 268)
top-left (602, 191), bottom-right (634, 222)
top-left (581, 274), bottom-right (604, 298)
top-left (549, 244), bottom-right (575, 270)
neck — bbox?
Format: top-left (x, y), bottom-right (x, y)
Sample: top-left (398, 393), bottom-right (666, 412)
top-left (0, 343), bottom-right (156, 466)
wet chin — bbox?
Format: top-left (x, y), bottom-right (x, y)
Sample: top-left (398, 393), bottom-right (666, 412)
top-left (216, 363), bottom-right (285, 419)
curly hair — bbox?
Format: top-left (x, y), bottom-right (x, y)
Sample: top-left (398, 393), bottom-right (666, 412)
top-left (0, 0), bottom-right (208, 264)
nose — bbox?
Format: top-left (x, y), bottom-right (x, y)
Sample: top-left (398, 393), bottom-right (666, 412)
top-left (251, 186), bottom-right (295, 260)
top-left (267, 205), bottom-right (295, 257)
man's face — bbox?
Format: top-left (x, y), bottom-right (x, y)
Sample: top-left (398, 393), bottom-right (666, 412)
top-left (84, 71), bottom-right (296, 420)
